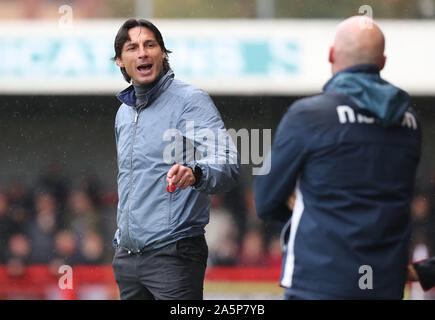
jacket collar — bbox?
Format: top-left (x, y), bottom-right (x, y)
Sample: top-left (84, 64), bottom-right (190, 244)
top-left (116, 70), bottom-right (175, 108)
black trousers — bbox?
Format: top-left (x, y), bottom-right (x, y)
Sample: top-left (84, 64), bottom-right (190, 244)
top-left (112, 235), bottom-right (208, 300)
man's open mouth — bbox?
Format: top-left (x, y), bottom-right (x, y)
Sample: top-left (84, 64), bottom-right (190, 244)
top-left (137, 64), bottom-right (153, 71)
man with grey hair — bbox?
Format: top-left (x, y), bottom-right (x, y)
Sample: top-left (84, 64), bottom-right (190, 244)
top-left (254, 16), bottom-right (421, 299)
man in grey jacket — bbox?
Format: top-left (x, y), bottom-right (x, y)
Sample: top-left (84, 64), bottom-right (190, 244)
top-left (111, 18), bottom-right (239, 300)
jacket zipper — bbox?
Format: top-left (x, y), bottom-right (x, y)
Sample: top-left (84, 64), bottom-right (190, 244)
top-left (121, 73), bottom-right (171, 250)
top-left (125, 105), bottom-right (145, 249)
top-left (168, 192), bottom-right (172, 226)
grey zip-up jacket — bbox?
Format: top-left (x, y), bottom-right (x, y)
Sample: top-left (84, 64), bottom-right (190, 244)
top-left (113, 70), bottom-right (240, 252)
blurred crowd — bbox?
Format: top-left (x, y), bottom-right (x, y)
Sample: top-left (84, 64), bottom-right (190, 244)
top-left (1, 162), bottom-right (435, 276)
top-left (409, 173), bottom-right (435, 263)
top-left (0, 164), bottom-right (118, 276)
top-left (0, 163), bottom-right (284, 277)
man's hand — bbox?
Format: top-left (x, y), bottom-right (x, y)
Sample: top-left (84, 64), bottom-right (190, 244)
top-left (166, 164), bottom-right (196, 190)
top-left (407, 264), bottom-right (419, 282)
top-left (287, 192), bottom-right (296, 211)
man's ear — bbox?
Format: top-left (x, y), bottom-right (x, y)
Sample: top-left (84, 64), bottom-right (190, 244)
top-left (115, 57), bottom-right (125, 68)
top-left (378, 55), bottom-right (386, 71)
top-left (328, 46), bottom-right (334, 64)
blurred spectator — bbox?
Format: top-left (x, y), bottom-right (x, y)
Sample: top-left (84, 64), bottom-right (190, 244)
top-left (51, 229), bottom-right (81, 267)
top-left (206, 195), bottom-right (239, 266)
top-left (208, 237), bottom-right (239, 267)
top-left (7, 234), bottom-right (31, 261)
top-left (98, 190), bottom-right (118, 260)
top-left (237, 227), bottom-right (267, 267)
top-left (6, 234), bottom-right (31, 277)
top-left (73, 171), bottom-right (115, 261)
top-left (427, 169), bottom-right (435, 250)
top-left (8, 204), bottom-right (31, 234)
top-left (0, 190), bottom-right (14, 263)
top-left (34, 162), bottom-right (70, 216)
top-left (76, 169), bottom-right (103, 208)
top-left (243, 187), bottom-right (283, 247)
top-left (222, 181), bottom-right (249, 245)
top-left (206, 195), bottom-right (238, 252)
top-left (243, 188), bottom-right (262, 228)
top-left (65, 189), bottom-right (101, 240)
top-left (408, 193), bottom-right (435, 303)
top-left (25, 191), bottom-right (59, 264)
top-left (79, 230), bottom-right (105, 264)
top-left (7, 180), bottom-right (33, 211)
top-left (410, 193), bottom-right (433, 255)
top-left (265, 235), bottom-right (282, 268)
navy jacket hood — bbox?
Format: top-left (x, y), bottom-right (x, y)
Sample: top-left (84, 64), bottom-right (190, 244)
top-left (323, 65), bottom-right (410, 127)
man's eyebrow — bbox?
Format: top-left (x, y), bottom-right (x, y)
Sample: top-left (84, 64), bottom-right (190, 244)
top-left (142, 39), bottom-right (158, 44)
top-left (125, 39), bottom-right (157, 46)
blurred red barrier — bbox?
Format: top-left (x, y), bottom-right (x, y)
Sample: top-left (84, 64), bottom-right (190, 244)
top-left (0, 265), bottom-right (281, 300)
top-left (205, 266), bottom-right (281, 282)
top-left (0, 265), bottom-right (117, 300)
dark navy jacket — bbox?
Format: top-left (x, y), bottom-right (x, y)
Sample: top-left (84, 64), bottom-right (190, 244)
top-left (254, 65), bottom-right (421, 299)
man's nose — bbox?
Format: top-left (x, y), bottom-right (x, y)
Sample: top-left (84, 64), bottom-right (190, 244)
top-left (138, 45), bottom-right (149, 59)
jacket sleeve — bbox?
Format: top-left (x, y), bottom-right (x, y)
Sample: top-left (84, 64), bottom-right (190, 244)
top-left (254, 102), bottom-right (310, 223)
top-left (413, 256), bottom-right (435, 291)
top-left (177, 90), bottom-right (240, 194)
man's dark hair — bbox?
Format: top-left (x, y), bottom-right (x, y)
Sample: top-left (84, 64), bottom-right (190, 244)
top-left (112, 18), bottom-right (172, 83)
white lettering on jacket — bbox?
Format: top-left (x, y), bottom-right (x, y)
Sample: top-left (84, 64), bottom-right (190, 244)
top-left (336, 105), bottom-right (417, 130)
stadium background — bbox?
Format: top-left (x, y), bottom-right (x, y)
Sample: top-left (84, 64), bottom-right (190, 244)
top-left (0, 0), bottom-right (435, 299)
